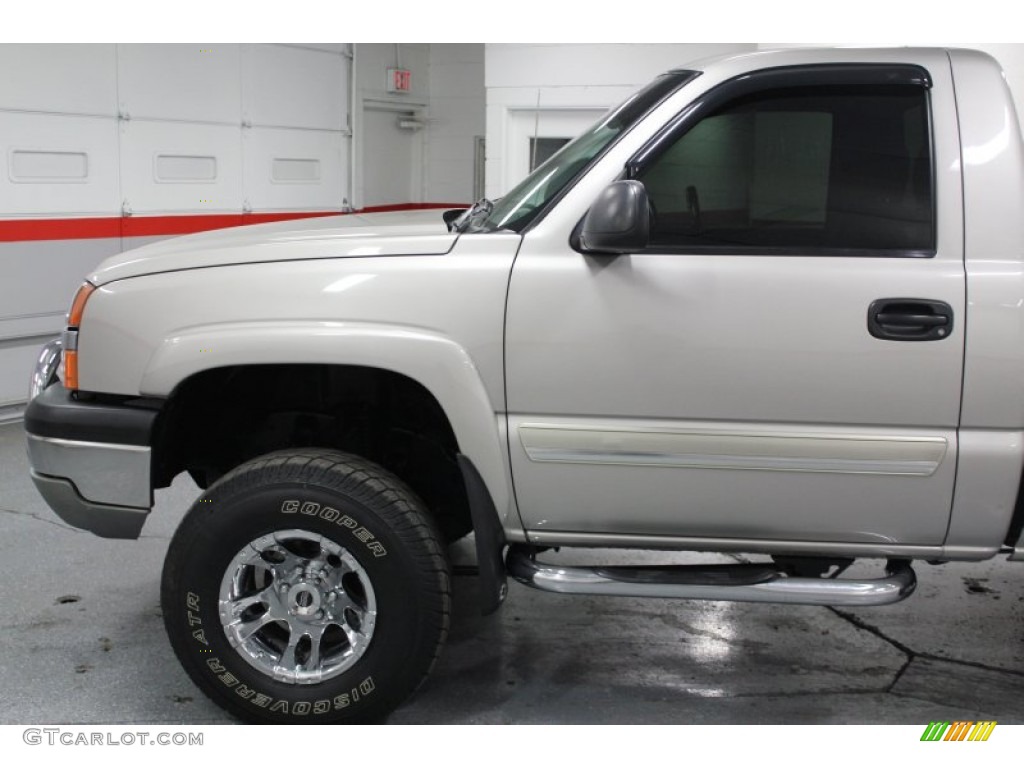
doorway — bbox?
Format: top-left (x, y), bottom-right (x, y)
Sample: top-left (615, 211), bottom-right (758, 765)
top-left (361, 102), bottom-right (425, 207)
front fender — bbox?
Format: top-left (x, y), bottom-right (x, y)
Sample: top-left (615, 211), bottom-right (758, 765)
top-left (141, 320), bottom-right (514, 528)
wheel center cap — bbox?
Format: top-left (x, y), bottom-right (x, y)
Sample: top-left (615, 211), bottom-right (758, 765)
top-left (287, 582), bottom-right (322, 616)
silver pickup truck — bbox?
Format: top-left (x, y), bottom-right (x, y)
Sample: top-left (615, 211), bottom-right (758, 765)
top-left (23, 46), bottom-right (1024, 723)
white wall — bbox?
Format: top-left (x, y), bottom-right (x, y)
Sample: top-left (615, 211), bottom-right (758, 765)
top-left (354, 43), bottom-right (483, 207)
top-left (427, 44), bottom-right (485, 205)
top-left (354, 43), bottom-right (430, 207)
top-left (484, 44), bottom-right (756, 197)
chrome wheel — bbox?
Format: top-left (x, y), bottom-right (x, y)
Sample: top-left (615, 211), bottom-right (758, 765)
top-left (218, 529), bottom-right (377, 684)
top-left (165, 449), bottom-right (450, 723)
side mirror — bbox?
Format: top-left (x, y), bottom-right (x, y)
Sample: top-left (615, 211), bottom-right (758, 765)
top-left (579, 180), bottom-right (650, 254)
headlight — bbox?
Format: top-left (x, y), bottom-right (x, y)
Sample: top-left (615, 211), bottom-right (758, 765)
top-left (28, 339), bottom-right (62, 401)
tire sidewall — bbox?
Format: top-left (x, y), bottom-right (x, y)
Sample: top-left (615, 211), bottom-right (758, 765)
top-left (164, 472), bottom-right (441, 723)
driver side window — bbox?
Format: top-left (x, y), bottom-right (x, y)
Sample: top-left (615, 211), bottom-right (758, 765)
top-left (636, 83), bottom-right (934, 255)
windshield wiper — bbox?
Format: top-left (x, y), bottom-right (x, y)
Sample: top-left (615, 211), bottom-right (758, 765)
top-left (449, 198), bottom-right (494, 233)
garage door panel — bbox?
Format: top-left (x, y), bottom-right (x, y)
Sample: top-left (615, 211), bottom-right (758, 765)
top-left (0, 113), bottom-right (120, 216)
top-left (117, 44), bottom-right (242, 124)
top-left (243, 128), bottom-right (346, 211)
top-left (120, 121), bottom-right (242, 214)
top-left (0, 44), bottom-right (117, 116)
top-left (243, 45), bottom-right (348, 130)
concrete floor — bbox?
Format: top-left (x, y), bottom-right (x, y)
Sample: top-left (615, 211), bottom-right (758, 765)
top-left (2, 421), bottom-right (1023, 724)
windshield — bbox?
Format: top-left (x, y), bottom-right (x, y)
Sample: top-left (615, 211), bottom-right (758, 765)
top-left (465, 70), bottom-right (699, 234)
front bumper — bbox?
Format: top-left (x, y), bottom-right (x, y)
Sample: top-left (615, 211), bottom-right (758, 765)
top-left (25, 345), bottom-right (160, 539)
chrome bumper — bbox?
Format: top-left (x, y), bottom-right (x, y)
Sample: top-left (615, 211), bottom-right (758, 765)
top-left (29, 469), bottom-right (150, 539)
top-left (25, 339), bottom-right (155, 539)
top-left (26, 434), bottom-right (151, 509)
top-left (26, 429), bottom-right (153, 540)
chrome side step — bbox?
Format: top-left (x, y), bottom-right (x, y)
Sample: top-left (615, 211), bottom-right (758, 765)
top-left (506, 546), bottom-right (916, 607)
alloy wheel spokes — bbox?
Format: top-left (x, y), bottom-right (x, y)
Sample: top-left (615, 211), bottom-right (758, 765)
top-left (218, 529), bottom-right (377, 684)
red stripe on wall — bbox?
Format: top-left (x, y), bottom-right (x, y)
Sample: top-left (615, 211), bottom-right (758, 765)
top-left (0, 203), bottom-right (468, 243)
top-left (0, 216), bottom-right (122, 242)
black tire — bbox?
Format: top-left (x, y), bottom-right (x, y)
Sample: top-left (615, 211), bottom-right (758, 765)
top-left (161, 449), bottom-right (450, 724)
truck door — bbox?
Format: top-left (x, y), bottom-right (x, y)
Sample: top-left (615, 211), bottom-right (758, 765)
top-left (504, 60), bottom-right (966, 549)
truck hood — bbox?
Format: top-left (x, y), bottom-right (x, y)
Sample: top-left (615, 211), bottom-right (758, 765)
top-left (89, 209), bottom-right (459, 285)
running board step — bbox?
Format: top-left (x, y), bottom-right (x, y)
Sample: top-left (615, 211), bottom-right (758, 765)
top-left (506, 546), bottom-right (916, 607)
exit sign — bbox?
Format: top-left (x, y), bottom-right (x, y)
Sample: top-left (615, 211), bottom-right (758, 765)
top-left (386, 68), bottom-right (412, 93)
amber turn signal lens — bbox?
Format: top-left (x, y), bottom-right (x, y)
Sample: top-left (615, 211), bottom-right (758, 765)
top-left (64, 282), bottom-right (95, 391)
top-left (64, 350), bottom-right (79, 391)
top-left (68, 282), bottom-right (96, 328)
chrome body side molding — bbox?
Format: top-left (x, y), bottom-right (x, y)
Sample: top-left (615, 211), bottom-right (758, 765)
top-left (519, 424), bottom-right (947, 476)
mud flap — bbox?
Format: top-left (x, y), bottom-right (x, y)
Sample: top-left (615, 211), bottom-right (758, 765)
top-left (457, 455), bottom-right (508, 615)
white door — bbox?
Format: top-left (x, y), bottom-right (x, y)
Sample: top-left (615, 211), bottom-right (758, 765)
top-left (361, 105), bottom-right (423, 207)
